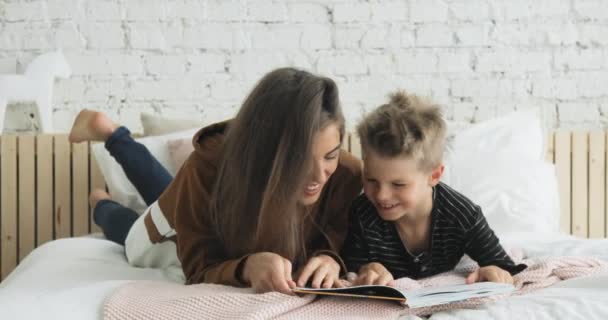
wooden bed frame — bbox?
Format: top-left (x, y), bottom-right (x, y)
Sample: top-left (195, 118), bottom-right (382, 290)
top-left (0, 131), bottom-right (606, 281)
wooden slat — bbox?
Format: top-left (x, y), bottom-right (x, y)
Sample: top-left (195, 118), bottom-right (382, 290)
top-left (1, 135), bottom-right (18, 279)
top-left (350, 134), bottom-right (362, 160)
top-left (546, 133), bottom-right (555, 163)
top-left (54, 135), bottom-right (71, 239)
top-left (554, 132), bottom-right (572, 234)
top-left (90, 142), bottom-right (105, 233)
top-left (572, 132), bottom-right (589, 237)
top-left (36, 135), bottom-right (53, 245)
top-left (72, 142), bottom-right (89, 237)
top-left (18, 135), bottom-right (36, 261)
top-left (589, 132), bottom-right (605, 238)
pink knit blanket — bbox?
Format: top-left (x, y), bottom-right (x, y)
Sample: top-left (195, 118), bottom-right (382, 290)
top-left (104, 253), bottom-right (608, 320)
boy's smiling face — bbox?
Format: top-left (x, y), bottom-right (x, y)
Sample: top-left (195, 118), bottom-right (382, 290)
top-left (362, 149), bottom-right (443, 222)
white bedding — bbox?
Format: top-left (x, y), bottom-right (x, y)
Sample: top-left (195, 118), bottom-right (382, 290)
top-left (1, 234), bottom-right (607, 320)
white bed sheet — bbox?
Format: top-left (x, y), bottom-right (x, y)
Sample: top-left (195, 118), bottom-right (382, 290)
top-left (1, 234), bottom-right (607, 320)
top-left (0, 237), bottom-right (175, 320)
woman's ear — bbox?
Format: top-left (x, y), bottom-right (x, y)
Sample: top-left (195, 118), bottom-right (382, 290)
top-left (429, 164), bottom-right (444, 186)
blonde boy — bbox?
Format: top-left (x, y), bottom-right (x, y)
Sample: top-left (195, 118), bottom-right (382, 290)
top-left (341, 91), bottom-right (526, 286)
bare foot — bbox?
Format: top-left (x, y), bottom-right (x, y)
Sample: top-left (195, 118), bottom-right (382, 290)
top-left (69, 109), bottom-right (119, 143)
top-left (89, 189), bottom-right (111, 209)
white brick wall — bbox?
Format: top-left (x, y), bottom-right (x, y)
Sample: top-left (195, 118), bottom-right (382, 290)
top-left (1, 0), bottom-right (607, 133)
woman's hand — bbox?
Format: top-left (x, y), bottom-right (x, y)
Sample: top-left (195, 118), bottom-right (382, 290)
top-left (354, 262), bottom-right (395, 286)
top-left (242, 252), bottom-right (296, 294)
top-left (466, 265), bottom-right (513, 284)
top-left (296, 254), bottom-right (343, 289)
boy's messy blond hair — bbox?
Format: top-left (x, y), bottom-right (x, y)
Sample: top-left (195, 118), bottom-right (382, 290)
top-left (357, 91), bottom-right (446, 172)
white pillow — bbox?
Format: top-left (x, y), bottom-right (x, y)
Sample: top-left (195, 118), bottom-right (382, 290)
top-left (91, 128), bottom-right (199, 214)
top-left (442, 110), bottom-right (560, 238)
top-left (141, 112), bottom-right (205, 136)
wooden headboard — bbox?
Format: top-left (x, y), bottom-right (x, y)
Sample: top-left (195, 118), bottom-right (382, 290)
top-left (0, 131), bottom-right (606, 281)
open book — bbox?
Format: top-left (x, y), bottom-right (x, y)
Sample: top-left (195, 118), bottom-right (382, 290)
top-left (293, 282), bottom-right (515, 308)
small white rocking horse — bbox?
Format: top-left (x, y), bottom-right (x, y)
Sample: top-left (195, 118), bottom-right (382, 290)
top-left (0, 50), bottom-right (71, 133)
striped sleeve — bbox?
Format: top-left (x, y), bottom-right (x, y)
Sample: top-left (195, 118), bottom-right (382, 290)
top-left (464, 208), bottom-right (527, 275)
top-left (340, 198), bottom-right (372, 273)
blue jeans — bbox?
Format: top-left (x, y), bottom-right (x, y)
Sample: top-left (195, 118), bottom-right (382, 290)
top-left (94, 126), bottom-right (173, 245)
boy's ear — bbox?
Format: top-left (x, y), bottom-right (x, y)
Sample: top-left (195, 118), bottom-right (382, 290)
top-left (429, 164), bottom-right (444, 186)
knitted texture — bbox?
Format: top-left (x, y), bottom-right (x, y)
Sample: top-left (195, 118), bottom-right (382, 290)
top-left (104, 253), bottom-right (608, 320)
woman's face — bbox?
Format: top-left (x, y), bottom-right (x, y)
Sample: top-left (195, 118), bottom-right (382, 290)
top-left (297, 123), bottom-right (341, 206)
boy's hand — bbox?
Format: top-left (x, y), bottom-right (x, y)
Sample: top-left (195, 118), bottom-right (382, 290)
top-left (242, 252), bottom-right (296, 294)
top-left (466, 265), bottom-right (513, 284)
top-left (354, 262), bottom-right (395, 286)
top-left (296, 255), bottom-right (343, 289)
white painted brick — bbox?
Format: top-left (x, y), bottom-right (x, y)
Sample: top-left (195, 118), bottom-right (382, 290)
top-left (85, 1), bottom-right (123, 21)
top-left (0, 58), bottom-right (17, 73)
top-left (472, 104), bottom-right (498, 122)
top-left (47, 0), bottom-right (84, 20)
top-left (370, 1), bottom-right (408, 22)
top-left (125, 0), bottom-right (169, 21)
top-left (286, 52), bottom-right (314, 70)
top-left (576, 72), bottom-right (608, 98)
top-left (317, 53), bottom-right (367, 76)
top-left (579, 25), bottom-right (608, 46)
top-left (145, 55), bottom-right (187, 75)
top-left (333, 3), bottom-right (371, 23)
top-left (512, 80), bottom-right (532, 99)
top-left (183, 24), bottom-right (235, 49)
top-left (128, 77), bottom-right (210, 101)
top-left (230, 51), bottom-right (288, 75)
top-left (361, 24), bottom-right (400, 49)
top-left (3, 2), bottom-right (47, 21)
top-left (492, 24), bottom-right (545, 46)
top-left (68, 54), bottom-right (144, 75)
top-left (365, 53), bottom-right (395, 74)
top-left (54, 22), bottom-right (84, 49)
top-left (334, 25), bottom-right (364, 49)
top-left (531, 78), bottom-right (578, 100)
top-left (207, 0), bottom-right (247, 21)
top-left (452, 102), bottom-right (477, 122)
top-left (416, 24), bottom-right (454, 47)
top-left (210, 78), bottom-right (252, 102)
top-left (84, 23), bottom-right (125, 49)
top-left (251, 26), bottom-right (301, 49)
top-left (498, 0), bottom-right (570, 21)
top-left (449, 0), bottom-right (490, 21)
top-left (574, 0), bottom-right (608, 20)
top-left (410, 0), bottom-right (449, 23)
top-left (452, 79), bottom-right (513, 98)
top-left (187, 54), bottom-right (226, 73)
top-left (172, 0), bottom-right (206, 20)
top-left (454, 24), bottom-right (491, 46)
top-left (554, 49), bottom-right (605, 71)
top-left (401, 27), bottom-right (416, 48)
top-left (162, 22), bottom-right (185, 49)
top-left (20, 27), bottom-right (54, 50)
top-left (301, 25), bottom-right (332, 49)
top-left (558, 103), bottom-right (600, 123)
top-left (129, 22), bottom-right (167, 49)
top-left (476, 51), bottom-right (551, 73)
top-left (395, 51), bottom-right (437, 74)
top-left (545, 23), bottom-right (579, 46)
top-left (437, 51), bottom-right (471, 73)
top-left (53, 78), bottom-right (87, 102)
top-left (248, 1), bottom-right (288, 22)
top-left (84, 79), bottom-right (128, 101)
top-left (288, 3), bottom-right (329, 23)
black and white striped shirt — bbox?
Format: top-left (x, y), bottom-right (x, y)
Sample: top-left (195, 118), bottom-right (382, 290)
top-left (341, 182), bottom-right (526, 279)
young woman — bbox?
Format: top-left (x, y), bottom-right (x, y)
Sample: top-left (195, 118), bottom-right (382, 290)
top-left (70, 68), bottom-right (362, 294)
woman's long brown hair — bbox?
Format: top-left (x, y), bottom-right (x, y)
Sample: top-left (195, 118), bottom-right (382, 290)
top-left (209, 68), bottom-right (344, 264)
